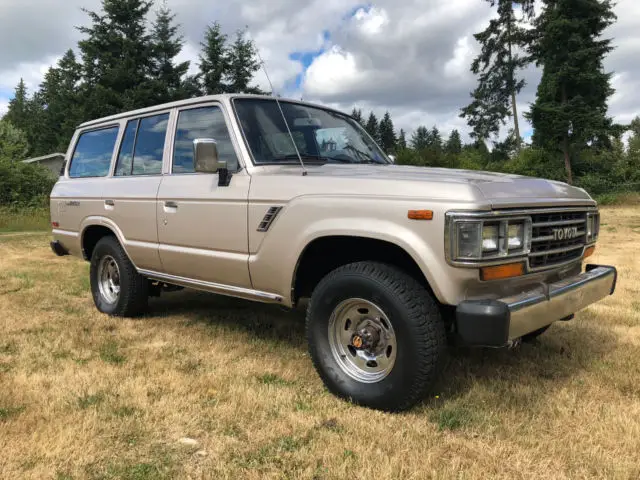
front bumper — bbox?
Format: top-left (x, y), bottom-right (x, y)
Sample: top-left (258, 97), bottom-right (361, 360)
top-left (455, 264), bottom-right (617, 347)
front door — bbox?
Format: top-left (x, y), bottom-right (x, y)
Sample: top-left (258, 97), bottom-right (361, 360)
top-left (156, 103), bottom-right (251, 288)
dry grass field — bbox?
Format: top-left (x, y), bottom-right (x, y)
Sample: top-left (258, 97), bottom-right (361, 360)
top-left (1, 206), bottom-right (639, 480)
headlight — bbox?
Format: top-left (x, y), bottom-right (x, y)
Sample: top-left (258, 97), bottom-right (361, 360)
top-left (448, 215), bottom-right (532, 263)
top-left (586, 211), bottom-right (600, 243)
top-left (508, 223), bottom-right (524, 249)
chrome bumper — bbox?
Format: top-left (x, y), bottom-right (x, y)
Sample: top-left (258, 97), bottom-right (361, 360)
top-left (455, 264), bottom-right (617, 346)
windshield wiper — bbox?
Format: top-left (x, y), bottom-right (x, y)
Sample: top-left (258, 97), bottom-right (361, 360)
top-left (343, 145), bottom-right (385, 164)
top-left (276, 154), bottom-right (326, 162)
top-left (277, 154), bottom-right (354, 164)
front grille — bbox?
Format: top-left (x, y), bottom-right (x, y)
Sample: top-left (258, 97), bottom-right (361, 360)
top-left (529, 210), bottom-right (587, 269)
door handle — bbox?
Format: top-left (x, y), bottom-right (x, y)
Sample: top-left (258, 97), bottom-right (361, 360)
top-left (104, 199), bottom-right (115, 207)
top-left (164, 201), bottom-right (178, 209)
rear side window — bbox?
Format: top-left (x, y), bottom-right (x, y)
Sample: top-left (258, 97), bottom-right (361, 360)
top-left (68, 126), bottom-right (119, 178)
top-left (173, 106), bottom-right (238, 173)
top-left (115, 113), bottom-right (169, 176)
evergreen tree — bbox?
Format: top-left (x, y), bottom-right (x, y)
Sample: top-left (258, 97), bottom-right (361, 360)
top-left (150, 3), bottom-right (190, 102)
top-left (527, 0), bottom-right (617, 184)
top-left (3, 79), bottom-right (30, 132)
top-left (351, 108), bottom-right (364, 126)
top-left (78, 0), bottom-right (155, 118)
top-left (627, 117), bottom-right (640, 180)
top-left (410, 126), bottom-right (430, 150)
top-left (461, 0), bottom-right (535, 146)
top-left (227, 28), bottom-right (264, 94)
top-left (428, 126), bottom-right (443, 152)
top-left (398, 129), bottom-right (407, 149)
top-left (365, 112), bottom-right (380, 143)
top-left (199, 22), bottom-right (229, 95)
top-left (445, 129), bottom-right (463, 155)
top-left (378, 111), bottom-right (397, 153)
top-left (34, 50), bottom-right (84, 154)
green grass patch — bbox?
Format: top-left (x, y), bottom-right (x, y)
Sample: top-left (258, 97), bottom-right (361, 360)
top-left (0, 341), bottom-right (18, 355)
top-left (78, 392), bottom-right (105, 410)
top-left (594, 192), bottom-right (640, 206)
top-left (99, 340), bottom-right (126, 365)
top-left (0, 206), bottom-right (50, 233)
top-left (0, 405), bottom-right (26, 421)
top-left (429, 405), bottom-right (475, 431)
top-left (112, 406), bottom-right (140, 418)
top-left (256, 373), bottom-right (295, 386)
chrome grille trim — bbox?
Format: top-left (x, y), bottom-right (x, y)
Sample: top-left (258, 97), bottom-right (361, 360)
top-left (531, 219), bottom-right (586, 228)
top-left (529, 244), bottom-right (584, 257)
top-left (531, 230), bottom-right (586, 242)
top-left (528, 210), bottom-right (588, 270)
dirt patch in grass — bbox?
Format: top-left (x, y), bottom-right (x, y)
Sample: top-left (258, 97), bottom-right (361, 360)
top-left (0, 208), bottom-right (639, 479)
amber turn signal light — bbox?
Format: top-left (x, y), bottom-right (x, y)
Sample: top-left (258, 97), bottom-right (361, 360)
top-left (408, 210), bottom-right (433, 220)
top-left (583, 246), bottom-right (596, 259)
top-left (480, 262), bottom-right (525, 281)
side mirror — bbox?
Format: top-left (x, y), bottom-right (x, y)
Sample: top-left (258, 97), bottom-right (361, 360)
top-left (388, 154), bottom-right (396, 164)
top-left (193, 138), bottom-right (225, 173)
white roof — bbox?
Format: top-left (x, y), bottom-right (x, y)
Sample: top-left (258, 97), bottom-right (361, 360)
top-left (22, 153), bottom-right (66, 164)
top-left (78, 94), bottom-right (348, 129)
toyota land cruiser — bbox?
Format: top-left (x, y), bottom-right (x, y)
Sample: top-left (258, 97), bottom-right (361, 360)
top-left (49, 94), bottom-right (617, 411)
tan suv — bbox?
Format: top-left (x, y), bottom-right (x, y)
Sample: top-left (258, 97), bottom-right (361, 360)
top-left (50, 94), bottom-right (617, 411)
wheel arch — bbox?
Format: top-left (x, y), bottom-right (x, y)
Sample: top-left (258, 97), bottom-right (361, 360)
top-left (291, 234), bottom-right (437, 305)
top-left (80, 217), bottom-right (136, 267)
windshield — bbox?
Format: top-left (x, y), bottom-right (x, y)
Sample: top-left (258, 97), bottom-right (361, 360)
top-left (233, 98), bottom-right (390, 165)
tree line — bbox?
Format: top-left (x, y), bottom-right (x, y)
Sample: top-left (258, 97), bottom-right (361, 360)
top-left (352, 0), bottom-right (639, 195)
top-left (1, 0), bottom-right (639, 201)
top-left (1, 0), bottom-right (264, 158)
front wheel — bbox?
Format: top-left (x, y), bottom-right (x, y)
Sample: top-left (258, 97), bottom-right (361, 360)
top-left (306, 262), bottom-right (447, 412)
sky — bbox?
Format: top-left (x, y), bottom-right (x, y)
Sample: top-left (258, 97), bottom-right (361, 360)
top-left (0, 0), bottom-right (638, 144)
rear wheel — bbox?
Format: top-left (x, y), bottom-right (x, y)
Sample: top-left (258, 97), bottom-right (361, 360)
top-left (90, 236), bottom-right (148, 317)
top-left (306, 262), bottom-right (446, 412)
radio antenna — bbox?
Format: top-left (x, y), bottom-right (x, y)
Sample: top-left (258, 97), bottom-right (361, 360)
top-left (256, 49), bottom-right (307, 176)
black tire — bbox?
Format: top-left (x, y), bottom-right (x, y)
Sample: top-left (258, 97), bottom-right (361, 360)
top-left (522, 324), bottom-right (551, 342)
top-left (306, 261), bottom-right (447, 412)
top-left (90, 235), bottom-right (148, 317)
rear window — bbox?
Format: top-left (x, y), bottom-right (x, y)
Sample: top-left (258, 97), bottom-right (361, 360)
top-left (115, 113), bottom-right (169, 176)
top-left (68, 126), bottom-right (119, 178)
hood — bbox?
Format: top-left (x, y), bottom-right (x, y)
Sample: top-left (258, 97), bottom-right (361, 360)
top-left (303, 164), bottom-right (595, 208)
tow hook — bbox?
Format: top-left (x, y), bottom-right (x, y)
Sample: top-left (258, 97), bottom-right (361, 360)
top-left (507, 338), bottom-right (522, 350)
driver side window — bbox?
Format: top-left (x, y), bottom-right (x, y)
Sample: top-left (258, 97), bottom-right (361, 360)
top-left (172, 106), bottom-right (239, 173)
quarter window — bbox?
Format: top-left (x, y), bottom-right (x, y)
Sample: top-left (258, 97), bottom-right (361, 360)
top-left (68, 126), bottom-right (119, 178)
top-left (115, 113), bottom-right (169, 176)
top-left (173, 106), bottom-right (239, 173)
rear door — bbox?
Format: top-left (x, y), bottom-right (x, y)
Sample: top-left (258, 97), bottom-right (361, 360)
top-left (104, 111), bottom-right (171, 271)
top-left (156, 103), bottom-right (251, 288)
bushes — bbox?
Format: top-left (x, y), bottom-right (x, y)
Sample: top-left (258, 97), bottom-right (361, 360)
top-left (0, 158), bottom-right (56, 207)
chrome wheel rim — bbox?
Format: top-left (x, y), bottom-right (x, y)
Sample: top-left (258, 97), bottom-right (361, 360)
top-left (328, 298), bottom-right (397, 383)
top-left (97, 255), bottom-right (120, 304)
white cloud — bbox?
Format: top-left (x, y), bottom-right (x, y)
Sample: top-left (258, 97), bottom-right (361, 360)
top-left (0, 0), bottom-right (638, 143)
top-left (444, 36), bottom-right (473, 79)
top-left (304, 46), bottom-right (363, 97)
top-left (0, 55), bottom-right (60, 93)
top-left (353, 7), bottom-right (389, 36)
top-left (0, 98), bottom-right (9, 117)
